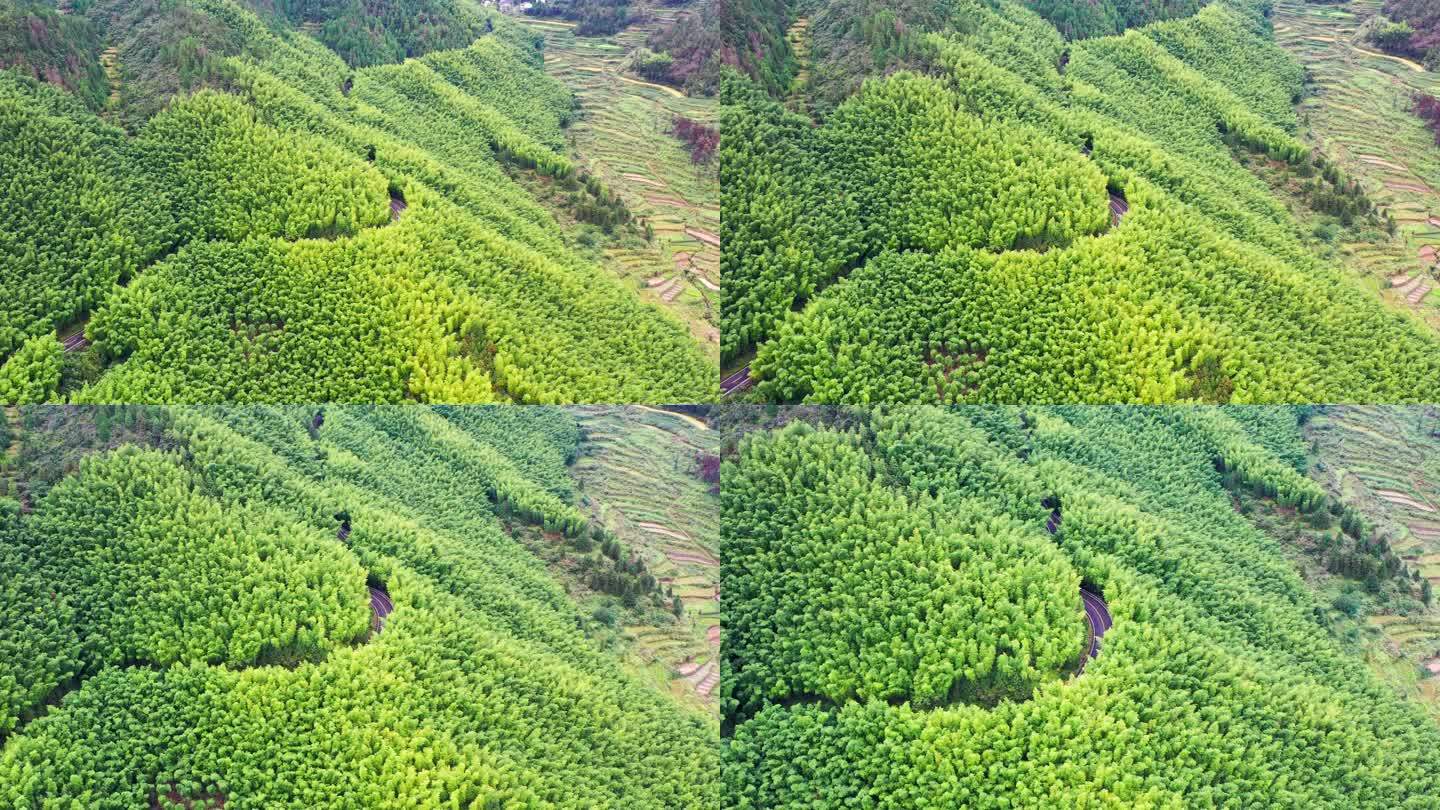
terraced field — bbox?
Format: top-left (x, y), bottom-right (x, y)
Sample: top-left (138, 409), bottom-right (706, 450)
top-left (514, 11), bottom-right (721, 358)
top-left (0, 407), bottom-right (19, 506)
top-left (1306, 405), bottom-right (1440, 713)
top-left (570, 405), bottom-right (719, 709)
top-left (784, 16), bottom-right (810, 115)
top-left (1275, 0), bottom-right (1440, 323)
top-left (1308, 406), bottom-right (1440, 567)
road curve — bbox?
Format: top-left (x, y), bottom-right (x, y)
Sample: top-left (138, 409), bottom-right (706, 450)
top-left (370, 585), bottom-right (394, 632)
top-left (1108, 190), bottom-right (1129, 226)
top-left (1079, 587), bottom-right (1112, 671)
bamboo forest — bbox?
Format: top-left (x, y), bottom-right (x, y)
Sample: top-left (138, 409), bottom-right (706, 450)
top-left (720, 0), bottom-right (1440, 402)
top-left (0, 0), bottom-right (718, 404)
top-left (720, 405), bottom-right (1440, 806)
top-left (0, 404), bottom-right (719, 807)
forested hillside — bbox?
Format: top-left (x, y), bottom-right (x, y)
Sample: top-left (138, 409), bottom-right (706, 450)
top-left (0, 0), bottom-right (715, 404)
top-left (721, 0), bottom-right (1440, 403)
top-left (239, 0), bottom-right (492, 67)
top-left (642, 0), bottom-right (721, 95)
top-left (0, 405), bottom-right (717, 807)
top-left (716, 0), bottom-right (794, 94)
top-left (721, 406), bottom-right (1440, 806)
top-left (0, 1), bottom-right (107, 107)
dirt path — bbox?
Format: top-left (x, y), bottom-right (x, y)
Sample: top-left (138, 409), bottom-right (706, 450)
top-left (1352, 45), bottom-right (1426, 72)
top-left (631, 404), bottom-right (709, 431)
top-left (616, 73), bottom-right (685, 98)
top-left (621, 173), bottom-right (665, 188)
top-left (665, 548), bottom-right (718, 566)
top-left (1358, 155), bottom-right (1410, 171)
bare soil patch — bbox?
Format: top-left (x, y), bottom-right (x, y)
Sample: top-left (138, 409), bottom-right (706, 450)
top-left (1359, 157), bottom-right (1416, 172)
top-left (1387, 181), bottom-right (1434, 194)
top-left (665, 549), bottom-right (718, 566)
top-left (1377, 489), bottom-right (1437, 511)
top-left (637, 521), bottom-right (690, 541)
top-left (684, 226), bottom-right (719, 247)
top-left (620, 173), bottom-right (665, 188)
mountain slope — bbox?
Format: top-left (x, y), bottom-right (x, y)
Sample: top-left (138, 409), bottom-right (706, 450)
top-left (721, 405), bottom-right (1440, 806)
top-left (720, 0), bottom-right (1440, 402)
top-left (0, 0), bottom-right (715, 404)
top-left (0, 405), bottom-right (718, 807)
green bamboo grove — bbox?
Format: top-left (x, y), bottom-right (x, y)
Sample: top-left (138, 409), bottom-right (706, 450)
top-left (0, 406), bottom-right (717, 807)
top-left (0, 0), bottom-right (715, 404)
top-left (720, 0), bottom-right (1440, 402)
top-left (722, 406), bottom-right (1440, 806)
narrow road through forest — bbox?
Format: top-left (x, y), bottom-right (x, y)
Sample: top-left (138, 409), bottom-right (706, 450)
top-left (721, 365), bottom-right (753, 397)
top-left (60, 327), bottom-right (89, 353)
top-left (1079, 587), bottom-right (1112, 671)
top-left (1043, 502), bottom-right (1113, 672)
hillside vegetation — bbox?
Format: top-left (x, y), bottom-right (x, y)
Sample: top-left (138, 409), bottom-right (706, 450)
top-left (722, 405), bottom-right (1440, 806)
top-left (568, 406), bottom-right (721, 709)
top-left (511, 7), bottom-right (722, 358)
top-left (721, 0), bottom-right (1440, 402)
top-left (0, 0), bottom-right (714, 404)
top-left (1300, 406), bottom-right (1440, 715)
top-left (0, 1), bottom-right (108, 108)
top-left (1270, 0), bottom-right (1440, 333)
top-left (0, 405), bottom-right (717, 807)
top-left (1373, 0), bottom-right (1440, 68)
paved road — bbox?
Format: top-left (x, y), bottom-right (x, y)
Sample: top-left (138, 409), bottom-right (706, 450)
top-left (1079, 587), bottom-right (1113, 669)
top-left (370, 586), bottom-right (394, 632)
top-left (1109, 191), bottom-right (1129, 226)
top-left (60, 331), bottom-right (89, 353)
top-left (721, 365), bottom-right (753, 396)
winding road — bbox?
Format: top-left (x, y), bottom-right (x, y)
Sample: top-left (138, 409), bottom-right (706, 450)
top-left (1108, 190), bottom-right (1129, 226)
top-left (1042, 503), bottom-right (1113, 670)
top-left (370, 585), bottom-right (393, 632)
top-left (1079, 586), bottom-right (1112, 671)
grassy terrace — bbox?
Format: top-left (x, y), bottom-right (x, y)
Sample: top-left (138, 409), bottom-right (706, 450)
top-left (514, 11), bottom-right (721, 360)
top-left (570, 406), bottom-right (719, 711)
top-left (1276, 0), bottom-right (1440, 323)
